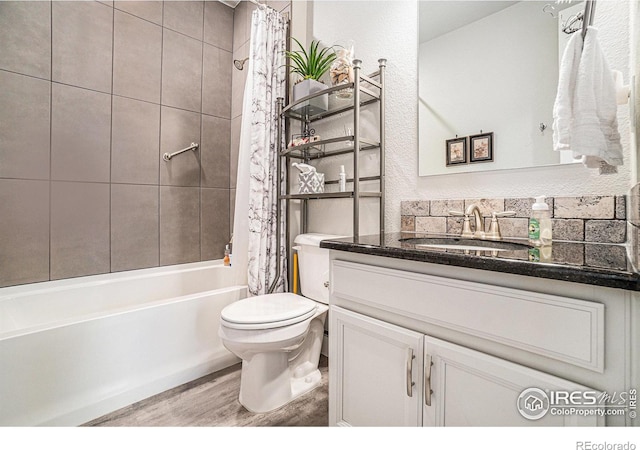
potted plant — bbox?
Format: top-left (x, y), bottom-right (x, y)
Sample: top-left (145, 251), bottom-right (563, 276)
top-left (286, 38), bottom-right (336, 114)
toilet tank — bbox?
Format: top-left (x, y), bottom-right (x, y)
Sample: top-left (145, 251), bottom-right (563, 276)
top-left (294, 233), bottom-right (344, 305)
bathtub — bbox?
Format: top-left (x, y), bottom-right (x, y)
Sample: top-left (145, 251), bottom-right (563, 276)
top-left (0, 261), bottom-right (246, 426)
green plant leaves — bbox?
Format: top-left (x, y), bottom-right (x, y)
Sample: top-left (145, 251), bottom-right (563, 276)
top-left (285, 37), bottom-right (336, 81)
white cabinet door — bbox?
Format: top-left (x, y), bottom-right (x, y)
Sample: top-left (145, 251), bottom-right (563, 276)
top-left (423, 335), bottom-right (604, 426)
top-left (329, 306), bottom-right (424, 426)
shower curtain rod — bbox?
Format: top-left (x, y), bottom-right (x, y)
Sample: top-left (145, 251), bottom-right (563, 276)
top-left (247, 0), bottom-right (276, 12)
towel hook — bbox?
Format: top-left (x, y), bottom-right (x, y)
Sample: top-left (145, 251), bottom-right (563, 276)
top-left (562, 12), bottom-right (584, 35)
top-left (543, 4), bottom-right (558, 19)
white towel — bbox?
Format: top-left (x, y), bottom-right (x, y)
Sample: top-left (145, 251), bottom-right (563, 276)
top-left (553, 30), bottom-right (582, 152)
top-left (552, 26), bottom-right (623, 168)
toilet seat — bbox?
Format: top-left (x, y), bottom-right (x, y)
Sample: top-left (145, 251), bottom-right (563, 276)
top-left (220, 293), bottom-right (318, 330)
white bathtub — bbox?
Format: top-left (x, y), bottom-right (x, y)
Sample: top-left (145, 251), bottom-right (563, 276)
top-left (0, 261), bottom-right (246, 426)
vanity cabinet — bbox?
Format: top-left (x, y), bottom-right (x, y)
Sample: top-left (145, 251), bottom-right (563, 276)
top-left (330, 306), bottom-right (601, 426)
top-left (328, 255), bottom-right (637, 427)
top-left (329, 306), bottom-right (424, 426)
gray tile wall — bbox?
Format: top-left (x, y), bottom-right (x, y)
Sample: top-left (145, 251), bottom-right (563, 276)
top-left (400, 195), bottom-right (628, 246)
top-left (0, 0), bottom-right (235, 287)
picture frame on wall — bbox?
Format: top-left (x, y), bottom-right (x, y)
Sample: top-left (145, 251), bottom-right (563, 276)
top-left (469, 132), bottom-right (494, 163)
top-left (445, 137), bottom-right (467, 166)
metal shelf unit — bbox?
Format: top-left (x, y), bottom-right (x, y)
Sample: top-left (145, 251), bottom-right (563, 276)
top-left (276, 58), bottom-right (386, 241)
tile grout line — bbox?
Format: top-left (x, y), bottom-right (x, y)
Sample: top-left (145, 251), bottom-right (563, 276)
top-left (161, 18), bottom-right (211, 46)
top-left (26, 64), bottom-right (231, 121)
top-left (47, 77), bottom-right (232, 119)
top-left (158, 1), bottom-right (165, 267)
top-left (0, 67), bottom-right (50, 84)
top-left (113, 5), bottom-right (162, 29)
top-left (200, 0), bottom-right (205, 262)
top-left (109, 3), bottom-right (115, 274)
top-left (229, 8), bottom-right (237, 238)
top-left (49, 0), bottom-right (53, 283)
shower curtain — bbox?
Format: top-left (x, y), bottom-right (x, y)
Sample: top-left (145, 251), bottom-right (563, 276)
top-left (232, 7), bottom-right (288, 296)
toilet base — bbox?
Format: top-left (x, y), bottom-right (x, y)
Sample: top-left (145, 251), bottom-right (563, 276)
top-left (290, 368), bottom-right (322, 401)
top-left (238, 369), bottom-right (322, 414)
top-left (221, 304), bottom-right (328, 414)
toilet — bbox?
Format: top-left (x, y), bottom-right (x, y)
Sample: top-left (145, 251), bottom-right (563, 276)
top-left (218, 233), bottom-right (339, 413)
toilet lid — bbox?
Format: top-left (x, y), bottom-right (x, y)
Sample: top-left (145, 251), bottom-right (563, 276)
top-left (221, 293), bottom-right (317, 328)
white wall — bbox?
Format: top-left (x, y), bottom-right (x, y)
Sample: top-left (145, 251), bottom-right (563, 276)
top-left (304, 0), bottom-right (635, 236)
top-left (632, 0), bottom-right (640, 186)
top-left (305, 0), bottom-right (417, 236)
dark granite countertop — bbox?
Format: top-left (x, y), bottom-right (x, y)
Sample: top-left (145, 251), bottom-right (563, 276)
top-left (319, 232), bottom-right (640, 292)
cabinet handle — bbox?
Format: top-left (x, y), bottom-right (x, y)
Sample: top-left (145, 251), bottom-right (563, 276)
top-left (424, 354), bottom-right (433, 406)
top-left (406, 348), bottom-right (415, 397)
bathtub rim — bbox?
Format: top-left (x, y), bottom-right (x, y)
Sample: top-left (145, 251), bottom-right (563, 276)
top-left (0, 260), bottom-right (243, 341)
top-left (0, 260), bottom-right (228, 299)
top-left (0, 284), bottom-right (248, 342)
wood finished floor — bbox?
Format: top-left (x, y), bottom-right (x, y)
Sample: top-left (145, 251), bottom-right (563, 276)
top-left (84, 356), bottom-right (328, 427)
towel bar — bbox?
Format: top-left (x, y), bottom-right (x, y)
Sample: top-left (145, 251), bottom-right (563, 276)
top-left (163, 142), bottom-right (199, 162)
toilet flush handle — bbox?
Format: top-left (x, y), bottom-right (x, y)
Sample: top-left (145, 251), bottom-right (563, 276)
top-left (324, 281), bottom-right (329, 288)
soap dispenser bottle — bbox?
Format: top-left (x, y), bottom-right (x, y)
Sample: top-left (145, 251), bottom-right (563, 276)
top-left (528, 196), bottom-right (552, 246)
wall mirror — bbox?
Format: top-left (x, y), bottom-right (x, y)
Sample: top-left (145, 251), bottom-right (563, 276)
top-left (418, 0), bottom-right (583, 176)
